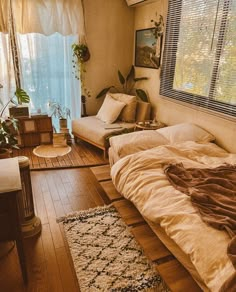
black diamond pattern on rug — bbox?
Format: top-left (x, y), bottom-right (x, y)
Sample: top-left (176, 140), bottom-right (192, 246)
top-left (60, 205), bottom-right (169, 292)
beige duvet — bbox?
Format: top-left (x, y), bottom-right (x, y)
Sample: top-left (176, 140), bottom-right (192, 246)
top-left (111, 141), bottom-right (236, 292)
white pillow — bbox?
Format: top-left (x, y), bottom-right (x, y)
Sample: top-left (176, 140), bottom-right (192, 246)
top-left (156, 123), bottom-right (215, 143)
top-left (96, 94), bottom-right (126, 124)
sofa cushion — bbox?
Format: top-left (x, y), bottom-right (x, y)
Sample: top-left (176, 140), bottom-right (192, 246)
top-left (110, 93), bottom-right (137, 122)
top-left (96, 94), bottom-right (126, 124)
top-left (136, 101), bottom-right (151, 122)
top-left (72, 116), bottom-right (135, 148)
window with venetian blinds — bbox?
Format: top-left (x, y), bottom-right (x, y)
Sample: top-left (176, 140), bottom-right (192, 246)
top-left (160, 0), bottom-right (236, 117)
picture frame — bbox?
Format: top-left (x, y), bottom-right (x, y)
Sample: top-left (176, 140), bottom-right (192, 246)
top-left (135, 28), bottom-right (163, 69)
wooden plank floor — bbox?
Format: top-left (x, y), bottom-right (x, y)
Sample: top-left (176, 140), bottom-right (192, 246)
top-left (0, 163), bottom-right (202, 292)
top-left (12, 139), bottom-right (108, 170)
top-left (0, 168), bottom-right (106, 292)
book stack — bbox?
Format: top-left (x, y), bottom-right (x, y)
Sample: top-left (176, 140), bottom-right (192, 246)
top-left (53, 133), bottom-right (67, 147)
top-left (60, 128), bottom-right (72, 145)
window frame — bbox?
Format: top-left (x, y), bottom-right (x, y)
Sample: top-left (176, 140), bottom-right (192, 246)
top-left (160, 0), bottom-right (236, 118)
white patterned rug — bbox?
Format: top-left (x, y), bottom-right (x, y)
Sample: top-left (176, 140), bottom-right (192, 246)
top-left (59, 205), bottom-right (169, 292)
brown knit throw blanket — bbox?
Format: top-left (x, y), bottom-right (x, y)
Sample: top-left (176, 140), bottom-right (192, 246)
top-left (164, 163), bottom-right (236, 292)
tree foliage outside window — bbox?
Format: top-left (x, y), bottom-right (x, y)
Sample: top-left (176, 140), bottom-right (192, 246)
top-left (160, 0), bottom-right (236, 117)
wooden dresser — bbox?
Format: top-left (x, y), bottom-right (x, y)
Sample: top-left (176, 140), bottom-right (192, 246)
top-left (0, 158), bottom-right (27, 283)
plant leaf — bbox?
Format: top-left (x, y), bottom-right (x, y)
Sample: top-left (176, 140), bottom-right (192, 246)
top-left (126, 65), bottom-right (134, 82)
top-left (96, 87), bottom-right (113, 99)
top-left (118, 70), bottom-right (125, 85)
top-left (136, 89), bottom-right (148, 102)
top-left (15, 88), bottom-right (30, 104)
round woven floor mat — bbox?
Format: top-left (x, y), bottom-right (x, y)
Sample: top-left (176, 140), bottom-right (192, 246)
top-left (33, 145), bottom-right (71, 158)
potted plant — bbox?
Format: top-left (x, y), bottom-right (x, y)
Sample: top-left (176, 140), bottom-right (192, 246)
top-left (0, 87), bottom-right (30, 117)
top-left (48, 101), bottom-right (71, 129)
top-left (0, 117), bottom-right (19, 158)
top-left (0, 84), bottom-right (30, 158)
top-left (72, 43), bottom-right (91, 117)
top-left (96, 65), bottom-right (149, 102)
top-left (72, 43), bottom-right (90, 63)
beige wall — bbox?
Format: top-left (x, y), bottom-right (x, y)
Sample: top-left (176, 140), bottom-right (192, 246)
top-left (134, 0), bottom-right (236, 153)
top-left (83, 0), bottom-right (134, 115)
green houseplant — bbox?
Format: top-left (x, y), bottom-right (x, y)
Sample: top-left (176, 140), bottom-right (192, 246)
top-left (96, 65), bottom-right (149, 102)
top-left (0, 84), bottom-right (30, 158)
top-left (0, 117), bottom-right (19, 158)
top-left (48, 101), bottom-right (71, 129)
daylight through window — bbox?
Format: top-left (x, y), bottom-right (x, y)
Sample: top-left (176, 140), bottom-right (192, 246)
top-left (160, 0), bottom-right (236, 117)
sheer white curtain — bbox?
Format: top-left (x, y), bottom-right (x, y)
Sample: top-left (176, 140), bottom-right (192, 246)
top-left (17, 33), bottom-right (80, 125)
top-left (0, 32), bottom-right (16, 116)
top-left (12, 0), bottom-right (85, 36)
top-left (0, 0), bottom-right (85, 123)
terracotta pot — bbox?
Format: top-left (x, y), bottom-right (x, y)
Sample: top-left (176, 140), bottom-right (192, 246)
top-left (0, 148), bottom-right (11, 159)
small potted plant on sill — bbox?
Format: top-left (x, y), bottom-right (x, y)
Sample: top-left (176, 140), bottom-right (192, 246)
top-left (48, 101), bottom-right (71, 129)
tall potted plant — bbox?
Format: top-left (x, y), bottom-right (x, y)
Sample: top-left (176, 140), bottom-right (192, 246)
top-left (96, 65), bottom-right (149, 102)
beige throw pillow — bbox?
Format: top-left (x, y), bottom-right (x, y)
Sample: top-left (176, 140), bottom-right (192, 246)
top-left (110, 93), bottom-right (137, 122)
top-left (96, 94), bottom-right (126, 124)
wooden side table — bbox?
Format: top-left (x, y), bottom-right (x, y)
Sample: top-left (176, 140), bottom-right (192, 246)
top-left (0, 158), bottom-right (27, 283)
top-left (135, 120), bottom-right (166, 131)
top-left (17, 115), bottom-right (53, 147)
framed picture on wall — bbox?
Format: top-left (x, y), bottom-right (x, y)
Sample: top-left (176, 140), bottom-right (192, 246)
top-left (135, 28), bottom-right (162, 69)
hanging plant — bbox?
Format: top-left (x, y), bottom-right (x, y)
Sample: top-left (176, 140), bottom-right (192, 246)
top-left (150, 15), bottom-right (164, 68)
top-left (72, 43), bottom-right (91, 82)
top-left (151, 15), bottom-right (164, 42)
top-left (72, 43), bottom-right (90, 63)
top-left (72, 43), bottom-right (91, 116)
top-left (72, 43), bottom-right (90, 85)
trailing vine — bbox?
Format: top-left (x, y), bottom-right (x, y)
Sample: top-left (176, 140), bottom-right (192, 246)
top-left (151, 15), bottom-right (164, 43)
top-left (72, 43), bottom-right (91, 99)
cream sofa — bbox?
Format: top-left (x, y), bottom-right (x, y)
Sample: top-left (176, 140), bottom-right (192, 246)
top-left (72, 99), bottom-right (151, 157)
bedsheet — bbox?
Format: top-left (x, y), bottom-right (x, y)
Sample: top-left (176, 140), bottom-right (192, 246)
top-left (111, 141), bottom-right (236, 291)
